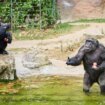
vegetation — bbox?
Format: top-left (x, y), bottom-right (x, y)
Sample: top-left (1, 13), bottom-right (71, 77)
top-left (72, 18), bottom-right (105, 23)
top-left (0, 0), bottom-right (58, 29)
top-left (0, 76), bottom-right (104, 105)
top-left (13, 23), bottom-right (88, 40)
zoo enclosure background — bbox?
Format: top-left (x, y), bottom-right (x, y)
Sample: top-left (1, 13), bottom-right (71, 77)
top-left (0, 0), bottom-right (59, 30)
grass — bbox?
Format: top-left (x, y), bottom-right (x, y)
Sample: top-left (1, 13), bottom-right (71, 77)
top-left (0, 76), bottom-right (104, 105)
top-left (72, 18), bottom-right (105, 23)
top-left (13, 23), bottom-right (88, 40)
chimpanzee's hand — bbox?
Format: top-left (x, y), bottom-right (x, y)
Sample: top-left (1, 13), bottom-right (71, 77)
top-left (92, 62), bottom-right (98, 70)
top-left (4, 38), bottom-right (8, 42)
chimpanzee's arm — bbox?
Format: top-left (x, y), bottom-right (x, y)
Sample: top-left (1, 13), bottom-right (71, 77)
top-left (66, 46), bottom-right (85, 66)
top-left (98, 51), bottom-right (105, 70)
top-left (98, 62), bottom-right (105, 70)
top-left (6, 32), bottom-right (12, 43)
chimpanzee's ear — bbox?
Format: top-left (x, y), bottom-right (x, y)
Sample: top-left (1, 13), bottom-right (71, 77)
top-left (68, 57), bottom-right (70, 60)
top-left (96, 40), bottom-right (99, 47)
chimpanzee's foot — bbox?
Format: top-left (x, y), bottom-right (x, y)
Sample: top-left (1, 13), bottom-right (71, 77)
top-left (83, 88), bottom-right (89, 93)
top-left (83, 88), bottom-right (90, 95)
top-left (0, 50), bottom-right (3, 54)
top-left (2, 50), bottom-right (8, 55)
top-left (100, 85), bottom-right (105, 95)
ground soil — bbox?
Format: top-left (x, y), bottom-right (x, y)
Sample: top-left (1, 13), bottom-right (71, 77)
top-left (7, 23), bottom-right (105, 76)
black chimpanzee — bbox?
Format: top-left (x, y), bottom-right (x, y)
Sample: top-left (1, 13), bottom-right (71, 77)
top-left (0, 23), bottom-right (12, 54)
top-left (66, 38), bottom-right (105, 94)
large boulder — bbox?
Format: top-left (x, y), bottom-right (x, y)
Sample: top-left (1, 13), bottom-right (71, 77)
top-left (22, 48), bottom-right (51, 69)
top-left (0, 55), bottom-right (17, 80)
top-left (57, 0), bottom-right (105, 22)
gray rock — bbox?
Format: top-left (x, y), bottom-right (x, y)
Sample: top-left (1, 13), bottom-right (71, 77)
top-left (22, 48), bottom-right (51, 69)
top-left (0, 55), bottom-right (17, 80)
top-left (57, 0), bottom-right (105, 22)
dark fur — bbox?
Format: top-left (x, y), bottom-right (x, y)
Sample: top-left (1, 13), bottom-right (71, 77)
top-left (0, 23), bottom-right (12, 54)
top-left (66, 38), bottom-right (105, 94)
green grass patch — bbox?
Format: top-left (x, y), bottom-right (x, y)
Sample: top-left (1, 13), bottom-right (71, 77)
top-left (13, 23), bottom-right (88, 40)
top-left (72, 18), bottom-right (105, 23)
top-left (0, 76), bottom-right (104, 105)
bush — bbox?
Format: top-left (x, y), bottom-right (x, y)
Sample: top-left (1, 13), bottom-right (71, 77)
top-left (0, 0), bottom-right (58, 29)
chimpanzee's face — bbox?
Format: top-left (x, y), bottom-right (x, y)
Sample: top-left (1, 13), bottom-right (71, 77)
top-left (84, 40), bottom-right (97, 52)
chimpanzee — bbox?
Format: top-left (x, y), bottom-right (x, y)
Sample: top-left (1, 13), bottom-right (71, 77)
top-left (66, 38), bottom-right (105, 94)
top-left (0, 23), bottom-right (12, 54)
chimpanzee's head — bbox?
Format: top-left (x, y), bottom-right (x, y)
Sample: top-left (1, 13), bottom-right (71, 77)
top-left (0, 23), bottom-right (11, 30)
top-left (84, 38), bottom-right (99, 52)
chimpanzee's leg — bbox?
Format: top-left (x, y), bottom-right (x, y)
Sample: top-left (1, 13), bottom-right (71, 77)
top-left (83, 72), bottom-right (93, 93)
top-left (2, 44), bottom-right (8, 54)
top-left (0, 42), bottom-right (8, 54)
top-left (98, 72), bottom-right (105, 94)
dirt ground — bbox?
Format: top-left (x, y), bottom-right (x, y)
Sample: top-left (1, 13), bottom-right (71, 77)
top-left (7, 23), bottom-right (105, 77)
top-left (8, 23), bottom-right (105, 60)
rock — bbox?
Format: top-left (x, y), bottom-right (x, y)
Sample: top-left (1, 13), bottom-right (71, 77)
top-left (0, 55), bottom-right (17, 80)
top-left (88, 0), bottom-right (103, 7)
top-left (22, 48), bottom-right (51, 69)
top-left (83, 34), bottom-right (104, 40)
top-left (57, 0), bottom-right (105, 22)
